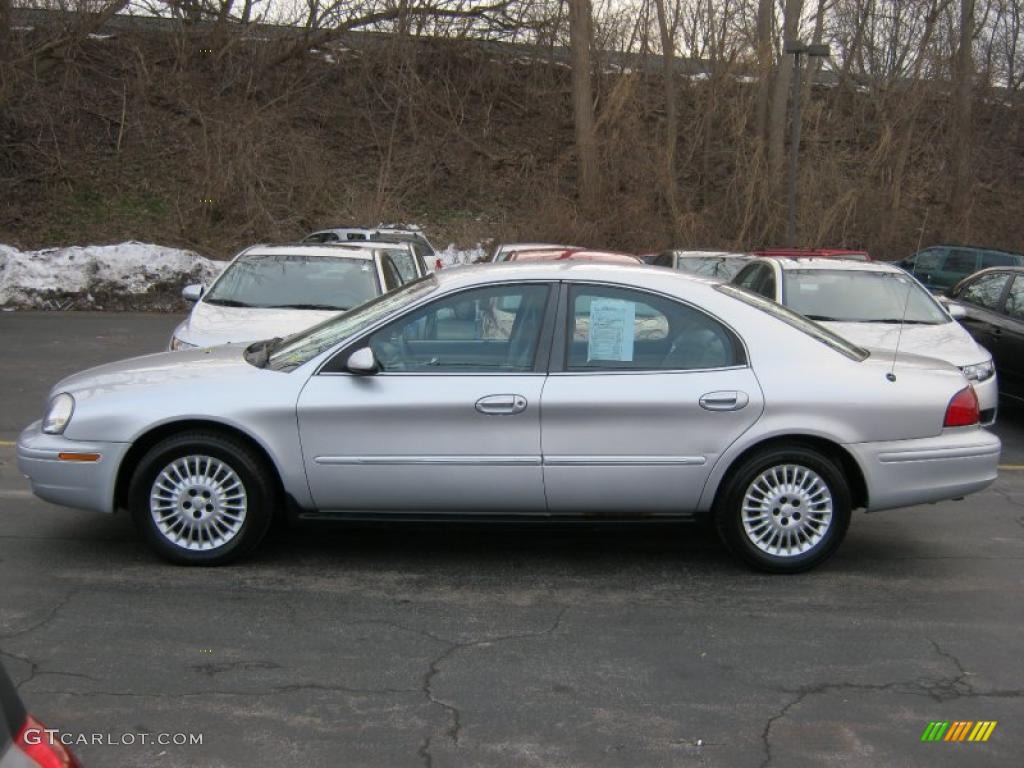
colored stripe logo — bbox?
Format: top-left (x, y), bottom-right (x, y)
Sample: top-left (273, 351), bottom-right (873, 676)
top-left (921, 721), bottom-right (997, 742)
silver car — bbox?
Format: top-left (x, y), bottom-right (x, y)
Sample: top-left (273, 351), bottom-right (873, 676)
top-left (731, 258), bottom-right (999, 424)
top-left (17, 263), bottom-right (1000, 572)
top-left (170, 243), bottom-right (425, 350)
top-left (301, 225), bottom-right (436, 264)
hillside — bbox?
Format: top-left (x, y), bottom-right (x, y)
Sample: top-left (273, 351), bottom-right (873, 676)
top-left (2, 22), bottom-right (1022, 259)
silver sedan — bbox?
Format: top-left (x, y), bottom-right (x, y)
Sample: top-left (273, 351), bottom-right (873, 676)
top-left (17, 263), bottom-right (1001, 572)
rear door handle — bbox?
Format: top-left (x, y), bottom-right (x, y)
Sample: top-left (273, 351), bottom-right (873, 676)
top-left (699, 391), bottom-right (749, 411)
top-left (475, 394), bottom-right (528, 415)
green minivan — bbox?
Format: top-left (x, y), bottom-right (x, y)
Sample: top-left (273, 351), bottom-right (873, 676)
top-left (898, 245), bottom-right (1024, 293)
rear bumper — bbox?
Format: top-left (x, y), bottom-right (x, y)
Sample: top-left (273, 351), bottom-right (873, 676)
top-left (16, 421), bottom-right (128, 514)
top-left (846, 429), bottom-right (1001, 512)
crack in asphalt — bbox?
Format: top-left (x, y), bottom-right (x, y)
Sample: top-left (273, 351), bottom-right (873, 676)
top-left (191, 660), bottom-right (283, 677)
top-left (0, 589), bottom-right (78, 641)
top-left (416, 606), bottom-right (569, 767)
top-left (758, 638), bottom-right (1024, 767)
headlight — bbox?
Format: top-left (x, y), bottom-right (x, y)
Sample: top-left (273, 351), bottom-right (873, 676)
top-left (170, 335), bottom-right (196, 351)
top-left (961, 359), bottom-right (995, 382)
top-left (42, 393), bottom-right (75, 435)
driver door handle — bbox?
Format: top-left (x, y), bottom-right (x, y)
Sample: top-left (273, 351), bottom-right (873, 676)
top-left (475, 394), bottom-right (528, 415)
top-left (699, 391), bottom-right (749, 411)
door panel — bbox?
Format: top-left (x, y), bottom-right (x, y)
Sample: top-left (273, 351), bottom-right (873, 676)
top-left (298, 374), bottom-right (546, 511)
top-left (541, 282), bottom-right (763, 513)
top-left (298, 281), bottom-right (554, 512)
top-left (541, 369), bottom-right (763, 512)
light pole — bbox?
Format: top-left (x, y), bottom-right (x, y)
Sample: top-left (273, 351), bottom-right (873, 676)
top-left (783, 40), bottom-right (830, 247)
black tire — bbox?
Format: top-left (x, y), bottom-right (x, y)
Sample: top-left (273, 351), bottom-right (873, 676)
top-left (127, 430), bottom-right (277, 565)
top-left (714, 444), bottom-right (852, 573)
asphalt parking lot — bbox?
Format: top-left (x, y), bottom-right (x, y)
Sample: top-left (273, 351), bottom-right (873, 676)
top-left (1, 311), bottom-right (1022, 767)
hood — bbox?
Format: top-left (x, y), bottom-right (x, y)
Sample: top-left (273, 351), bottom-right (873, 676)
top-left (821, 320), bottom-right (989, 368)
top-left (177, 301), bottom-right (341, 347)
top-left (52, 345), bottom-right (254, 400)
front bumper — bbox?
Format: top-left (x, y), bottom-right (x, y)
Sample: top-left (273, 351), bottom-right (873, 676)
top-left (846, 428), bottom-right (1001, 513)
top-left (16, 421), bottom-right (129, 514)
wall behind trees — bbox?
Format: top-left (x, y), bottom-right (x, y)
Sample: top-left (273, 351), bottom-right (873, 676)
top-left (0, 0), bottom-right (1022, 258)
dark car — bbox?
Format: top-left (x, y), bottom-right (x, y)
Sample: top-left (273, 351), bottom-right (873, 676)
top-left (947, 266), bottom-right (1024, 404)
top-left (897, 245), bottom-right (1024, 293)
top-left (1, 661), bottom-right (82, 767)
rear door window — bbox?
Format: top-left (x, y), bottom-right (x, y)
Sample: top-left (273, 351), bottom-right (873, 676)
top-left (981, 252), bottom-right (1017, 269)
top-left (943, 249), bottom-right (979, 276)
top-left (959, 272), bottom-right (1010, 310)
top-left (1004, 277), bottom-right (1024, 320)
top-left (566, 285), bottom-right (743, 370)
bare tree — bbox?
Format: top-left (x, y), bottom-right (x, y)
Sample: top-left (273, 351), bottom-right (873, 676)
top-left (654, 0), bottom-right (682, 225)
top-left (569, 0), bottom-right (599, 211)
top-left (950, 0), bottom-right (976, 225)
top-left (754, 0), bottom-right (774, 140)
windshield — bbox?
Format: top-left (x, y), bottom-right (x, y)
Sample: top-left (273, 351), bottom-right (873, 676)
top-left (675, 257), bottom-right (751, 280)
top-left (716, 284), bottom-right (869, 361)
top-left (205, 253), bottom-right (381, 311)
top-left (267, 275), bottom-right (439, 370)
top-left (783, 269), bottom-right (948, 324)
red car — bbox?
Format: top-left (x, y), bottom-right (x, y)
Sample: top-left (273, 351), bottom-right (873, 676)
top-left (752, 248), bottom-right (871, 262)
top-left (505, 248), bottom-right (644, 264)
top-left (1, 662), bottom-right (82, 767)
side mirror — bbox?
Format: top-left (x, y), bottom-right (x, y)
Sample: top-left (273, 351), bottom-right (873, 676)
top-left (346, 347), bottom-right (379, 375)
top-left (182, 284), bottom-right (205, 303)
top-left (946, 302), bottom-right (967, 320)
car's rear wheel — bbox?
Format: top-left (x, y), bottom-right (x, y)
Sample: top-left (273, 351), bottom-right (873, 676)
top-left (715, 444), bottom-right (851, 573)
top-left (128, 431), bottom-right (275, 565)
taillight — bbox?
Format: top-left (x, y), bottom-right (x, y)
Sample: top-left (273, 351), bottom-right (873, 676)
top-left (13, 714), bottom-right (82, 768)
top-left (944, 386), bottom-right (980, 427)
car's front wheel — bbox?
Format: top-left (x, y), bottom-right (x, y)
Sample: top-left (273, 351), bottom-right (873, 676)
top-left (715, 444), bottom-right (852, 573)
top-left (128, 431), bottom-right (275, 565)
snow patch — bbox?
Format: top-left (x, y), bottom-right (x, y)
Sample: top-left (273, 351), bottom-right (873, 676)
top-left (0, 242), bottom-right (223, 311)
top-left (435, 243), bottom-right (487, 268)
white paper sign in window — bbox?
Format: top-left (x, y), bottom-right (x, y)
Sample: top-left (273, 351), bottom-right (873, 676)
top-left (587, 298), bottom-right (636, 362)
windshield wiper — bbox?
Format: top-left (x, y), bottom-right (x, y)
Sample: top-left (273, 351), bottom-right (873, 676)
top-left (802, 314), bottom-right (838, 321)
top-left (244, 337), bottom-right (283, 369)
top-left (265, 303), bottom-right (349, 311)
top-left (205, 298), bottom-right (257, 308)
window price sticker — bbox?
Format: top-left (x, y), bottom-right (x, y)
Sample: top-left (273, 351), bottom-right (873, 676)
top-left (588, 298), bottom-right (636, 362)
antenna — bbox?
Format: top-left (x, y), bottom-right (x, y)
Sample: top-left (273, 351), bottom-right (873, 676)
top-left (888, 210), bottom-right (930, 382)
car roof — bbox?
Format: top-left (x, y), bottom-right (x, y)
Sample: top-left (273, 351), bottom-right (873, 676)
top-left (508, 249), bottom-right (642, 264)
top-left (762, 257), bottom-right (904, 273)
top-left (670, 250), bottom-right (751, 258)
top-left (311, 226), bottom-right (424, 236)
top-left (497, 242), bottom-right (573, 252)
top-left (242, 243), bottom-right (381, 260)
top-left (754, 248), bottom-right (870, 259)
top-left (434, 260), bottom-right (714, 289)
top-left (919, 244), bottom-right (1024, 256)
